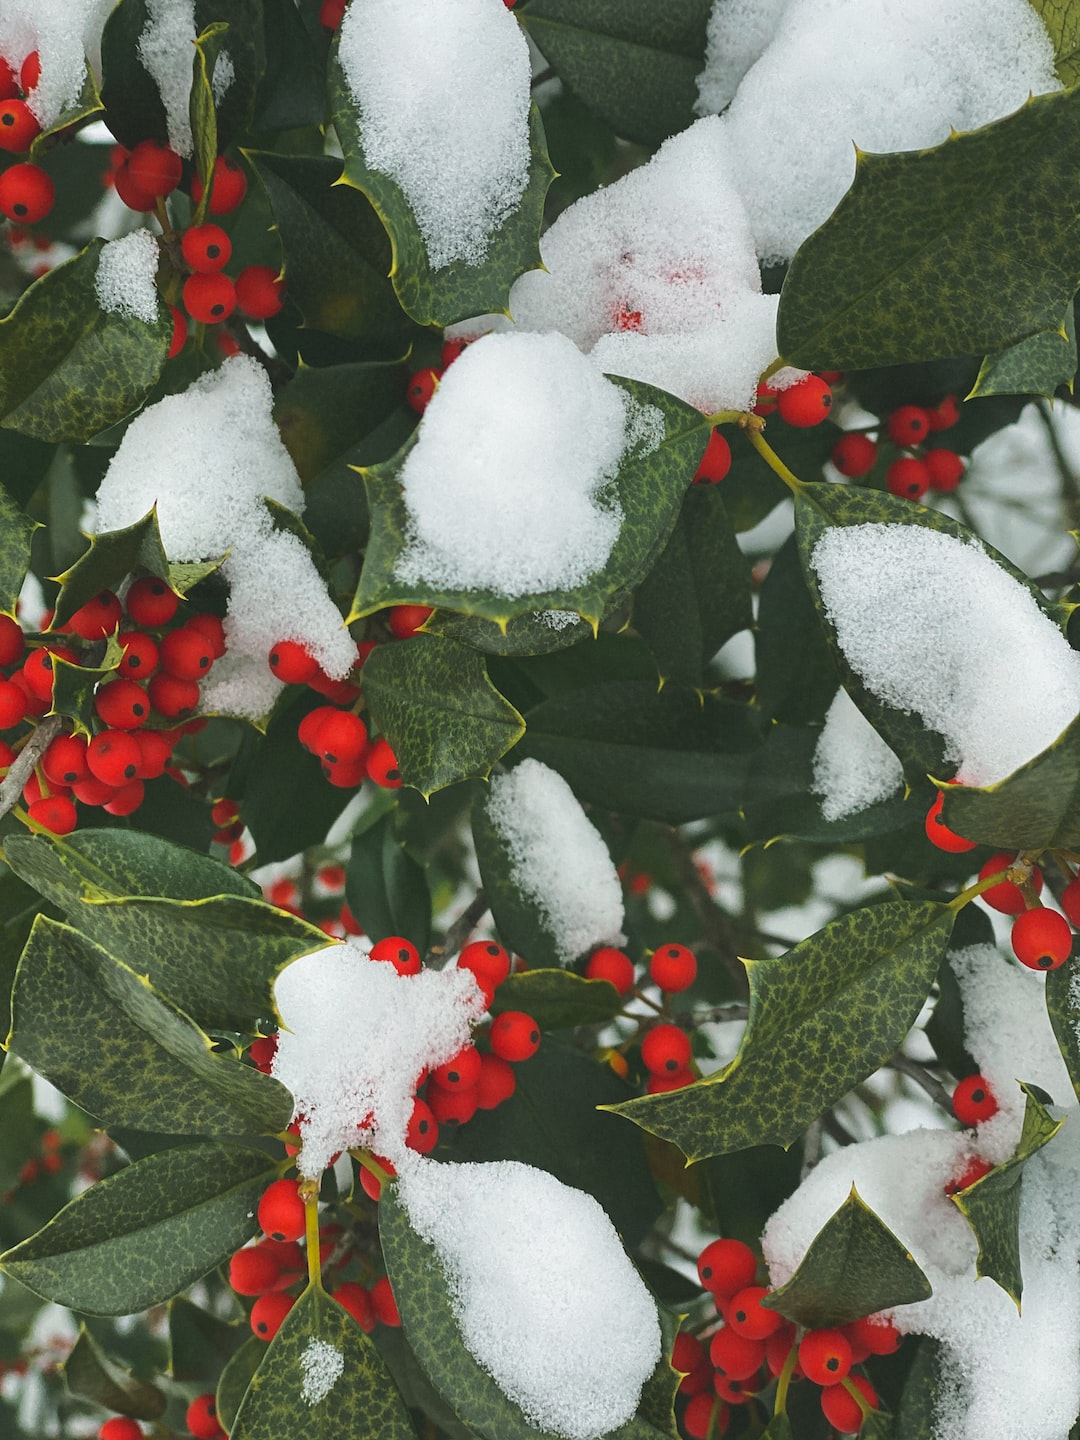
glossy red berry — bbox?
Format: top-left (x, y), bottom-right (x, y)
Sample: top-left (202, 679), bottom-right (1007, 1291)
top-left (370, 1275), bottom-right (401, 1327)
top-left (114, 161), bottom-right (156, 212)
top-left (671, 1331), bottom-right (710, 1394)
top-left (682, 1395), bottom-right (727, 1440)
top-left (709, 1326), bottom-right (765, 1382)
top-left (646, 1066), bottom-right (694, 1094)
top-left (1061, 876), bottom-right (1080, 929)
top-left (366, 735), bottom-right (402, 788)
top-left (87, 730), bottom-right (141, 787)
top-left (799, 1328), bottom-right (852, 1386)
top-left (98, 1420), bottom-right (143, 1440)
top-left (433, 1044), bottom-right (482, 1091)
top-left (1011, 906), bottom-right (1072, 971)
top-left (183, 270), bottom-right (236, 325)
top-left (297, 704), bottom-right (340, 753)
top-left (489, 1009), bottom-right (541, 1062)
top-left (387, 604), bottom-right (433, 639)
top-left (104, 778), bottom-right (145, 817)
top-left (952, 1073), bottom-right (998, 1125)
top-left (368, 934), bottom-right (421, 975)
top-left (697, 1238), bottom-right (757, 1299)
top-left (886, 456), bottom-right (930, 501)
top-left (28, 794), bottom-right (77, 835)
top-left (831, 432), bottom-right (878, 477)
top-left (458, 939), bottom-right (512, 992)
top-left (125, 575), bottom-right (178, 627)
top-left (67, 590), bottom-right (123, 640)
top-left (0, 612), bottom-right (23, 665)
top-left (148, 671), bottom-right (199, 718)
top-left (185, 1393), bottom-right (224, 1439)
top-left (19, 51), bottom-right (40, 94)
top-left (0, 98), bottom-right (40, 152)
top-left (235, 264), bottom-right (286, 319)
top-left (269, 638), bottom-right (318, 684)
top-left (765, 1324), bottom-right (801, 1379)
top-left (0, 58), bottom-right (17, 102)
top-left (192, 155), bottom-right (248, 215)
top-left (979, 852), bottom-right (1042, 914)
top-left (776, 374), bottom-right (832, 427)
top-left (315, 709), bottom-right (367, 766)
top-left (127, 139), bottom-right (182, 197)
top-left (181, 222), bottom-right (231, 272)
top-left (250, 1290), bottom-right (295, 1341)
top-left (406, 368), bottom-right (441, 414)
top-left (752, 381), bottom-right (777, 416)
top-left (185, 611), bottom-right (227, 657)
top-left (945, 1155), bottom-right (993, 1195)
top-left (258, 1177), bottom-right (306, 1242)
top-left (886, 405), bottom-right (931, 446)
top-left (43, 733), bottom-right (89, 787)
top-left (333, 1280), bottom-right (375, 1330)
top-left (24, 645), bottom-right (75, 701)
top-left (0, 676), bottom-right (26, 728)
top-left (725, 1286), bottom-right (783, 1340)
top-left (0, 161), bottom-right (53, 223)
top-left (404, 1095), bottom-right (439, 1154)
top-left (820, 1375), bottom-right (878, 1432)
top-left (320, 0), bottom-right (349, 29)
top-left (925, 447), bottom-right (965, 492)
top-left (160, 626), bottom-right (215, 680)
top-left (167, 305), bottom-right (187, 358)
top-left (475, 1051), bottom-right (516, 1109)
top-left (649, 942), bottom-right (697, 993)
top-left (584, 946), bottom-right (636, 996)
top-left (228, 1242), bottom-right (282, 1295)
top-left (117, 630), bottom-right (159, 679)
top-left (693, 428), bottom-right (732, 485)
top-left (926, 394), bottom-right (961, 431)
top-left (95, 678), bottom-right (150, 730)
top-left (844, 1314), bottom-right (901, 1356)
top-left (641, 1023), bottom-right (692, 1076)
top-left (924, 791), bottom-right (976, 853)
top-left (427, 1079), bottom-right (479, 1125)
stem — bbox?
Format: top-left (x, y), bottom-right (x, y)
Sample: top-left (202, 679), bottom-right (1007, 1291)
top-left (302, 1177), bottom-right (323, 1291)
top-left (746, 426), bottom-right (803, 494)
top-left (888, 1050), bottom-right (954, 1116)
top-left (0, 715), bottom-right (63, 825)
top-left (773, 1335), bottom-right (800, 1416)
top-left (948, 863), bottom-right (1014, 911)
top-left (426, 888), bottom-right (489, 969)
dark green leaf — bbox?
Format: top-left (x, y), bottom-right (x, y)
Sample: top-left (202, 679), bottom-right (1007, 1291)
top-left (0, 481), bottom-right (37, 613)
top-left (168, 1297), bottom-right (248, 1383)
top-left (196, 0), bottom-right (264, 153)
top-left (1029, 2), bottom-right (1080, 86)
top-left (0, 429), bottom-right (55, 508)
top-left (764, 1185), bottom-right (931, 1328)
top-left (0, 1067), bottom-right (36, 1194)
top-left (50, 635), bottom-right (124, 738)
top-left (0, 240), bottom-right (169, 442)
top-left (361, 635), bottom-right (525, 796)
top-left (231, 1285), bottom-right (417, 1440)
top-left (345, 811), bottom-right (432, 952)
top-left (516, 681), bottom-right (761, 824)
top-left (100, 0), bottom-right (170, 149)
top-left (0, 1142), bottom-right (275, 1315)
top-left (1047, 952), bottom-right (1080, 1103)
top-left (254, 0), bottom-right (326, 132)
top-left (190, 24), bottom-right (225, 217)
top-left (778, 88), bottom-right (1080, 371)
top-left (0, 872), bottom-right (43, 1057)
top-left (8, 916), bottom-right (292, 1137)
top-left (894, 1337), bottom-right (944, 1440)
top-left (64, 1326), bottom-right (165, 1418)
top-left (425, 608), bottom-right (598, 659)
top-left (520, 0), bottom-right (711, 146)
top-left (971, 296), bottom-right (1077, 399)
top-left (491, 969), bottom-right (625, 1030)
top-left (755, 533), bottom-right (838, 726)
top-left (607, 900), bottom-right (953, 1162)
top-left (217, 1337), bottom-right (265, 1433)
top-left (472, 798), bottom-right (578, 971)
top-left (274, 361), bottom-right (408, 487)
top-left (951, 1083), bottom-right (1064, 1307)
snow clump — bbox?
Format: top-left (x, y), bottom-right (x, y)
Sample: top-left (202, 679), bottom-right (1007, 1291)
top-left (812, 685), bottom-right (905, 821)
top-left (0, 0), bottom-right (113, 129)
top-left (94, 230), bottom-right (160, 325)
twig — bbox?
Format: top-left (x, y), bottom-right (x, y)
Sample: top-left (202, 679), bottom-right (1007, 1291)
top-left (426, 888), bottom-right (489, 969)
top-left (0, 715), bottom-right (64, 823)
top-left (888, 1050), bottom-right (955, 1116)
top-left (800, 1118), bottom-right (823, 1181)
top-left (660, 826), bottom-right (749, 996)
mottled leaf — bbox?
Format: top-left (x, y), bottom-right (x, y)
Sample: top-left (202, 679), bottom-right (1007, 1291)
top-left (608, 900), bottom-right (953, 1162)
top-left (764, 1186), bottom-right (931, 1328)
top-left (491, 969), bottom-right (625, 1030)
top-left (50, 635), bottom-right (124, 738)
top-left (64, 1326), bottom-right (166, 1418)
top-left (1046, 952), bottom-right (1080, 1104)
top-left (1029, 1), bottom-right (1080, 86)
top-left (273, 361), bottom-right (408, 489)
top-left (0, 481), bottom-right (38, 614)
top-left (425, 607), bottom-right (596, 658)
top-left (217, 1337), bottom-right (265, 1433)
top-left (0, 1142), bottom-right (274, 1315)
top-left (345, 811), bottom-right (431, 953)
top-left (971, 296), bottom-right (1077, 399)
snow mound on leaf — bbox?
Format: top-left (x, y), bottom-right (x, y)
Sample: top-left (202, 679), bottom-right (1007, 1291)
top-left (338, 0), bottom-right (531, 268)
top-left (812, 686), bottom-right (904, 821)
top-left (0, 0), bottom-right (113, 129)
top-left (271, 940), bottom-right (488, 1178)
top-left (95, 230), bottom-right (160, 325)
top-left (138, 0), bottom-right (233, 159)
top-left (397, 1157), bottom-right (661, 1440)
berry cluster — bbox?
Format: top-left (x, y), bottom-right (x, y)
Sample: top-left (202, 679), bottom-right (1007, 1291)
top-left (832, 395), bottom-right (964, 501)
top-left (0, 49), bottom-right (55, 227)
top-left (584, 942), bottom-right (701, 1093)
top-left (97, 1395), bottom-right (225, 1440)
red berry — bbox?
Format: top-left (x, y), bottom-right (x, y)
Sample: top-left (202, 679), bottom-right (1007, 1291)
top-left (117, 630), bottom-right (159, 679)
top-left (0, 612), bottom-right (24, 665)
top-left (641, 1023), bottom-right (692, 1076)
top-left (886, 405), bottom-right (931, 446)
top-left (104, 778), bottom-right (145, 816)
top-left (228, 1243), bottom-right (282, 1295)
top-left (185, 1393), bottom-right (224, 1440)
top-left (167, 305), bottom-right (187, 358)
top-left (432, 1044), bottom-right (482, 1091)
top-left (269, 638), bottom-right (318, 684)
top-left (952, 1073), bottom-right (998, 1126)
top-left (925, 447), bottom-right (965, 492)
top-left (249, 1033), bottom-right (279, 1072)
top-left (831, 432), bottom-right (878, 477)
top-left (365, 735), bottom-right (401, 788)
top-left (489, 1009), bottom-right (541, 1062)
top-left (19, 52), bottom-right (40, 94)
top-left (72, 775), bottom-right (120, 807)
top-left (765, 1323), bottom-right (801, 1379)
top-left (1062, 876), bottom-right (1080, 929)
top-left (133, 729), bottom-right (172, 780)
top-left (98, 1421), bottom-right (143, 1440)
top-left (713, 1372), bottom-right (754, 1405)
top-left (28, 794), bottom-right (77, 835)
top-left (820, 1375), bottom-right (878, 1433)
top-left (649, 942), bottom-right (697, 993)
top-left (192, 156), bottom-right (248, 215)
top-left (475, 1051), bottom-right (516, 1109)
top-left (0, 162), bottom-right (54, 223)
top-left (441, 335), bottom-right (471, 367)
top-left (926, 395), bottom-right (961, 431)
top-left (776, 374), bottom-right (832, 427)
top-left (709, 1326), bottom-right (765, 1381)
top-left (0, 58), bottom-right (17, 102)
top-left (43, 733), bottom-right (89, 787)
top-left (844, 1314), bottom-right (901, 1356)
top-left (333, 1280), bottom-right (375, 1330)
top-left (314, 709), bottom-right (367, 766)
top-left (0, 676), bottom-right (26, 728)
top-left (799, 1328), bottom-right (852, 1386)
top-left (406, 368), bottom-right (441, 414)
top-left (646, 1066), bottom-right (693, 1094)
top-left (368, 934), bottom-right (421, 975)
top-left (95, 677), bottom-right (150, 730)
top-left (682, 1394), bottom-right (727, 1440)
top-left (979, 851), bottom-right (1042, 914)
top-left (320, 0), bottom-right (349, 30)
top-left (370, 1274), bottom-right (401, 1327)
top-left (693, 428), bottom-right (732, 485)
top-left (24, 645), bottom-right (77, 703)
top-left (258, 1177), bottom-right (306, 1242)
top-left (181, 223), bottom-right (231, 273)
top-left (298, 704), bottom-right (340, 753)
top-left (66, 590), bottom-right (123, 640)
top-left (458, 939), bottom-right (512, 991)
top-left (924, 791), bottom-right (976, 853)
top-left (114, 161), bottom-right (156, 212)
top-left (127, 140), bottom-right (182, 197)
top-left (672, 1331), bottom-right (710, 1394)
top-left (0, 98), bottom-right (40, 152)
top-left (584, 946), bottom-right (636, 996)
top-left (725, 1286), bottom-right (783, 1340)
top-left (1011, 906), bottom-right (1072, 971)
top-left (945, 1156), bottom-right (993, 1195)
top-left (322, 755), bottom-right (366, 789)
top-left (752, 381), bottom-right (777, 416)
top-left (387, 604), bottom-right (433, 639)
top-left (405, 1096), bottom-right (439, 1154)
top-left (250, 1290), bottom-right (295, 1341)
top-left (159, 626), bottom-right (215, 681)
top-left (86, 730), bottom-right (142, 787)
top-left (148, 671), bottom-right (200, 718)
top-left (697, 1238), bottom-right (757, 1299)
top-left (235, 264), bottom-right (286, 319)
top-left (427, 1079), bottom-right (479, 1125)
top-left (185, 611), bottom-right (227, 657)
top-left (125, 576), bottom-right (179, 627)
top-left (183, 270), bottom-right (236, 325)
top-left (886, 456), bottom-right (930, 501)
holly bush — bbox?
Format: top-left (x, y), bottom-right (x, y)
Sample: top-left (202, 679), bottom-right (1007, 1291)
top-left (2, 3), bottom-right (1080, 1440)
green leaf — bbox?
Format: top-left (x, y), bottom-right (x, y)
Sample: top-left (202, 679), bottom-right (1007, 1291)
top-left (424, 607), bottom-right (596, 658)
top-left (491, 969), bottom-right (625, 1030)
top-left (777, 88), bottom-right (1080, 372)
top-left (254, 0), bottom-right (326, 132)
top-left (760, 1417), bottom-right (794, 1440)
top-left (471, 796), bottom-right (575, 971)
top-left (361, 635), bottom-right (525, 796)
top-left (50, 635), bottom-right (125, 738)
top-left (64, 1326), bottom-right (166, 1418)
top-left (0, 1142), bottom-right (275, 1315)
top-left (100, 0), bottom-right (171, 149)
top-left (196, 0), bottom-right (264, 153)
top-left (1029, 2), bottom-right (1080, 86)
top-left (329, 54), bottom-right (555, 327)
top-left (0, 429), bottom-right (55, 508)
top-left (0, 1067), bottom-right (37, 1194)
top-left (763, 1185), bottom-right (932, 1329)
top-left (0, 240), bottom-right (169, 442)
top-left (519, 0), bottom-right (711, 146)
top-left (607, 899), bottom-right (954, 1162)
top-left (353, 378), bottom-right (706, 628)
top-left (217, 1337), bottom-right (265, 1433)
top-left (0, 480), bottom-right (38, 614)
top-left (893, 1337), bottom-right (945, 1440)
top-left (345, 811), bottom-right (432, 953)
top-left (631, 487), bottom-right (752, 688)
top-left (168, 1297), bottom-right (248, 1383)
top-left (231, 1285), bottom-right (417, 1440)
top-left (7, 916), bottom-right (292, 1137)
top-left (951, 1083), bottom-right (1064, 1307)
top-left (971, 296), bottom-right (1077, 399)
top-left (273, 361), bottom-right (408, 492)
top-left (1047, 953), bottom-right (1080, 1104)
top-left (755, 534), bottom-right (838, 726)
top-left (515, 681), bottom-right (761, 824)
top-left (247, 151), bottom-right (417, 352)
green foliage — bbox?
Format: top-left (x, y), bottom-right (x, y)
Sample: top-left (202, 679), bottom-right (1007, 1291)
top-left (63, 1326), bottom-right (165, 1419)
top-left (345, 809), bottom-right (432, 952)
top-left (0, 481), bottom-right (38, 614)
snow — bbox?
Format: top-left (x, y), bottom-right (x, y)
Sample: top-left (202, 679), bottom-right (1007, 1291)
top-left (94, 357), bottom-right (357, 719)
top-left (812, 686), bottom-right (904, 821)
top-left (0, 0), bottom-right (113, 129)
top-left (137, 1), bottom-right (197, 158)
top-left (94, 230), bottom-right (160, 325)
top-left (270, 939), bottom-right (488, 1178)
top-left (394, 331), bottom-right (661, 598)
top-left (695, 0), bottom-right (793, 116)
top-left (337, 0), bottom-right (531, 269)
top-left (397, 1157), bottom-right (661, 1440)
top-left (484, 759), bottom-right (624, 966)
top-left (299, 1339), bottom-right (343, 1407)
top-left (810, 523), bottom-right (1080, 786)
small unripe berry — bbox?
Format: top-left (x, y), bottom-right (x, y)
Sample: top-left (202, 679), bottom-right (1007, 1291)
top-left (952, 1073), bottom-right (998, 1125)
top-left (489, 1009), bottom-right (541, 1062)
top-left (693, 428), bottom-right (732, 485)
top-left (886, 456), bottom-right (930, 501)
top-left (0, 162), bottom-right (54, 224)
top-left (831, 431), bottom-right (878, 477)
top-left (886, 404), bottom-right (931, 446)
top-left (1011, 906), bottom-right (1072, 971)
top-left (776, 374), bottom-right (832, 427)
top-left (257, 1177), bottom-right (306, 1242)
top-left (649, 942), bottom-right (697, 993)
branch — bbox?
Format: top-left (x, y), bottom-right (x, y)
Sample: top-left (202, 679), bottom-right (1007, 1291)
top-left (0, 715), bottom-right (64, 823)
top-left (888, 1050), bottom-right (955, 1116)
top-left (426, 888), bottom-right (489, 969)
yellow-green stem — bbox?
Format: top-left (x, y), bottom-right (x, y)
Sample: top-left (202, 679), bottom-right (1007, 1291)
top-left (773, 1335), bottom-right (799, 1416)
top-left (746, 427), bottom-right (803, 494)
top-left (302, 1176), bottom-right (323, 1291)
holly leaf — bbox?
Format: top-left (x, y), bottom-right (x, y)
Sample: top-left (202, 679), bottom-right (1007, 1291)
top-left (518, 0), bottom-right (712, 147)
top-left (970, 296), bottom-right (1077, 399)
top-left (1046, 953), bottom-right (1080, 1103)
top-left (230, 1286), bottom-right (417, 1440)
top-left (329, 52), bottom-right (555, 327)
top-left (0, 1142), bottom-right (275, 1315)
top-left (361, 635), bottom-right (525, 796)
top-left (100, 0), bottom-right (171, 149)
top-left (950, 1083), bottom-right (1064, 1308)
top-left (217, 1338), bottom-right (265, 1434)
top-left (1029, 2), bottom-right (1080, 86)
top-left (49, 635), bottom-right (125, 738)
top-left (777, 87), bottom-right (1080, 371)
top-left (168, 1297), bottom-right (249, 1383)
top-left (64, 1326), bottom-right (166, 1418)
top-left (0, 240), bottom-right (169, 442)
top-left (472, 795), bottom-right (573, 971)
top-left (755, 534), bottom-right (838, 726)
top-left (0, 480), bottom-right (38, 615)
top-left (607, 899), bottom-right (954, 1162)
top-left (7, 916), bottom-right (292, 1137)
top-left (345, 809), bottom-right (432, 953)
top-left (893, 1337), bottom-right (945, 1440)
top-left (763, 1186), bottom-right (932, 1329)
top-left (491, 969), bottom-right (625, 1030)
top-left (352, 378), bottom-right (707, 629)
